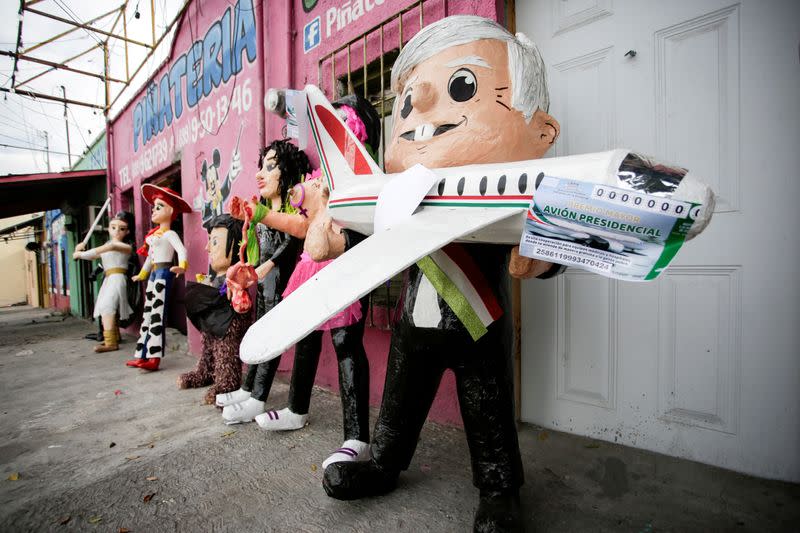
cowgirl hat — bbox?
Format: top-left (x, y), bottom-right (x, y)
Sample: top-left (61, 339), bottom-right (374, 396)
top-left (141, 184), bottom-right (192, 214)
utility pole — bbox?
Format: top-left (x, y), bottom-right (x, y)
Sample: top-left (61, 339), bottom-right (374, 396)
top-left (60, 85), bottom-right (72, 168)
top-left (41, 130), bottom-right (51, 172)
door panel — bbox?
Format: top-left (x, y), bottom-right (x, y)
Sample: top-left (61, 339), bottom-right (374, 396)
top-left (656, 266), bottom-right (740, 435)
top-left (551, 47), bottom-right (616, 156)
top-left (557, 272), bottom-right (617, 410)
top-left (654, 5), bottom-right (740, 212)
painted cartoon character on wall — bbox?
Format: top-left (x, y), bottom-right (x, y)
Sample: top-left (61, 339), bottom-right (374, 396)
top-left (179, 214), bottom-right (253, 404)
top-left (215, 139), bottom-right (307, 419)
top-left (312, 16), bottom-right (563, 531)
top-left (194, 131), bottom-right (243, 223)
top-left (226, 93), bottom-right (381, 468)
top-left (128, 184), bottom-right (192, 371)
top-left (73, 211), bottom-right (137, 352)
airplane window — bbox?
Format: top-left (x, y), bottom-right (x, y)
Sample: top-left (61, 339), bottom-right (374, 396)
top-left (518, 173), bottom-right (528, 194)
top-left (498, 175), bottom-right (506, 195)
top-left (437, 178), bottom-right (446, 196)
top-left (457, 177), bottom-right (465, 196)
top-left (479, 176), bottom-right (487, 196)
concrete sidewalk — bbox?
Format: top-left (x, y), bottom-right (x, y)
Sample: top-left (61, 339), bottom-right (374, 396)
top-left (0, 306), bottom-right (798, 532)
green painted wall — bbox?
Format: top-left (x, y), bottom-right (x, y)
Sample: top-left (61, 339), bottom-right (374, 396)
top-left (67, 132), bottom-right (108, 318)
top-left (67, 218), bottom-right (80, 316)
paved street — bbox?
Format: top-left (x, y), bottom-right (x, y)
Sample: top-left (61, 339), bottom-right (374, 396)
top-left (0, 306), bottom-right (798, 532)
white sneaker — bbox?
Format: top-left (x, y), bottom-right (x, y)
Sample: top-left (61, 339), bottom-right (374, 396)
top-left (221, 398), bottom-right (265, 424)
top-left (216, 388), bottom-right (251, 407)
top-left (255, 407), bottom-right (307, 431)
top-left (322, 439), bottom-right (371, 469)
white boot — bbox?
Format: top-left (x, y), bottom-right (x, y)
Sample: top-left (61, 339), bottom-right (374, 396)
top-left (255, 407), bottom-right (307, 431)
top-left (221, 397), bottom-right (264, 424)
top-left (322, 439), bottom-right (371, 469)
top-left (216, 388), bottom-right (251, 407)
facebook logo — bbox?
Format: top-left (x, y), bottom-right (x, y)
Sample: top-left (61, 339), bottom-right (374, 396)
top-left (303, 17), bottom-right (321, 53)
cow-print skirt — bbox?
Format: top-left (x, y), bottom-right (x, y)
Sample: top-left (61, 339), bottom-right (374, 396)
top-left (134, 268), bottom-right (174, 360)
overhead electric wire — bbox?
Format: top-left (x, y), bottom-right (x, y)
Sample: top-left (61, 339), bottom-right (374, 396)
top-left (67, 106), bottom-right (103, 167)
top-left (9, 95), bottom-right (91, 130)
top-left (0, 142), bottom-right (74, 157)
top-left (0, 90), bottom-right (77, 170)
top-left (0, 112), bottom-right (85, 158)
top-left (0, 113), bottom-right (36, 130)
top-left (4, 89), bottom-right (42, 170)
top-left (52, 0), bottom-right (105, 48)
top-left (32, 94), bottom-right (69, 145)
top-left (0, 110), bottom-right (82, 149)
top-left (0, 131), bottom-right (45, 146)
top-left (0, 34), bottom-right (105, 46)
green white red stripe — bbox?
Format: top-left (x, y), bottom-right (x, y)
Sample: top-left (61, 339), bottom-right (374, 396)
top-left (306, 94), bottom-right (334, 192)
top-left (330, 194), bottom-right (532, 210)
top-left (416, 244), bottom-right (503, 341)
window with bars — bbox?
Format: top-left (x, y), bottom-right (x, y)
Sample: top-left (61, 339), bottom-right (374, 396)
top-left (316, 0), bottom-right (447, 166)
top-left (315, 0), bottom-right (447, 328)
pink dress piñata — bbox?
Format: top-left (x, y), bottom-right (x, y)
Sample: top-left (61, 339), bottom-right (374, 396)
top-left (282, 251), bottom-right (362, 330)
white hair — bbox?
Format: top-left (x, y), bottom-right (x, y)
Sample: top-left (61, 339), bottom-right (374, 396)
top-left (390, 15), bottom-right (550, 121)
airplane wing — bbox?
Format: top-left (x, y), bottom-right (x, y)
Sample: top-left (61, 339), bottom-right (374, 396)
top-left (239, 206), bottom-right (524, 364)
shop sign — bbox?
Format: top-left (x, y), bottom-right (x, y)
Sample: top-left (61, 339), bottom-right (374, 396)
top-left (131, 0), bottom-right (257, 154)
top-left (304, 16), bottom-right (322, 53)
top-left (324, 0), bottom-right (386, 39)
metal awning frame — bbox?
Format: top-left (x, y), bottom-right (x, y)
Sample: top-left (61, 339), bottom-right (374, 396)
top-left (0, 214), bottom-right (43, 239)
top-left (4, 0), bottom-right (189, 116)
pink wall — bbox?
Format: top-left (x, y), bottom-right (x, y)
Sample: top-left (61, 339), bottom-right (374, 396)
top-left (50, 293), bottom-right (70, 312)
top-left (108, 0), bottom-right (504, 427)
top-left (282, 0), bottom-right (504, 427)
top-left (294, 0), bottom-right (502, 99)
top-left (109, 0), bottom-right (266, 354)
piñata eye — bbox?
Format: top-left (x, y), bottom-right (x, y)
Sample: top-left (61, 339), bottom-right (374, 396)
top-left (448, 68), bottom-right (477, 102)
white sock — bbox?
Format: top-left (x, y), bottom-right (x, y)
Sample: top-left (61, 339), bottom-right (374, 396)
top-left (322, 439), bottom-right (371, 469)
top-left (216, 388), bottom-right (251, 407)
top-left (254, 407), bottom-right (307, 431)
top-left (221, 397), bottom-right (264, 424)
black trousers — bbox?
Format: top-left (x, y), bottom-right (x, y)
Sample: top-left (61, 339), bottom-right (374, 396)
top-left (247, 298), bottom-right (370, 442)
top-left (242, 357), bottom-right (281, 402)
top-left (370, 317), bottom-right (523, 491)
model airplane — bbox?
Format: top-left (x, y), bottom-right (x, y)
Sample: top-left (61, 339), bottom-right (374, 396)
top-left (238, 85), bottom-right (714, 364)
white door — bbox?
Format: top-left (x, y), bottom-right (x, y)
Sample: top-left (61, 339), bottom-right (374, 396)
top-left (516, 0), bottom-right (800, 481)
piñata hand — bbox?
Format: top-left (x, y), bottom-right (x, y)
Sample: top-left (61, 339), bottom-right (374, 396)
top-left (508, 246), bottom-right (553, 279)
top-left (226, 261), bottom-right (258, 313)
top-left (228, 196), bottom-right (247, 220)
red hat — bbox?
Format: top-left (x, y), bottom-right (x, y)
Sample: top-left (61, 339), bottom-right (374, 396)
top-left (141, 184), bottom-right (192, 214)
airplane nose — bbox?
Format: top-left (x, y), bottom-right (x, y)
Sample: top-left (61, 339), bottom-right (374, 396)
top-left (411, 82), bottom-right (437, 112)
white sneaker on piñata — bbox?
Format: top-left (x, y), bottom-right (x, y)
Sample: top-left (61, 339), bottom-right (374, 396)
top-left (255, 407), bottom-right (307, 431)
top-left (322, 439), bottom-right (371, 469)
top-left (221, 397), bottom-right (264, 424)
top-left (216, 388), bottom-right (251, 407)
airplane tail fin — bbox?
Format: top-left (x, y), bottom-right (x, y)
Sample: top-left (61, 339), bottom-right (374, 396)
top-left (304, 84), bottom-right (383, 193)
